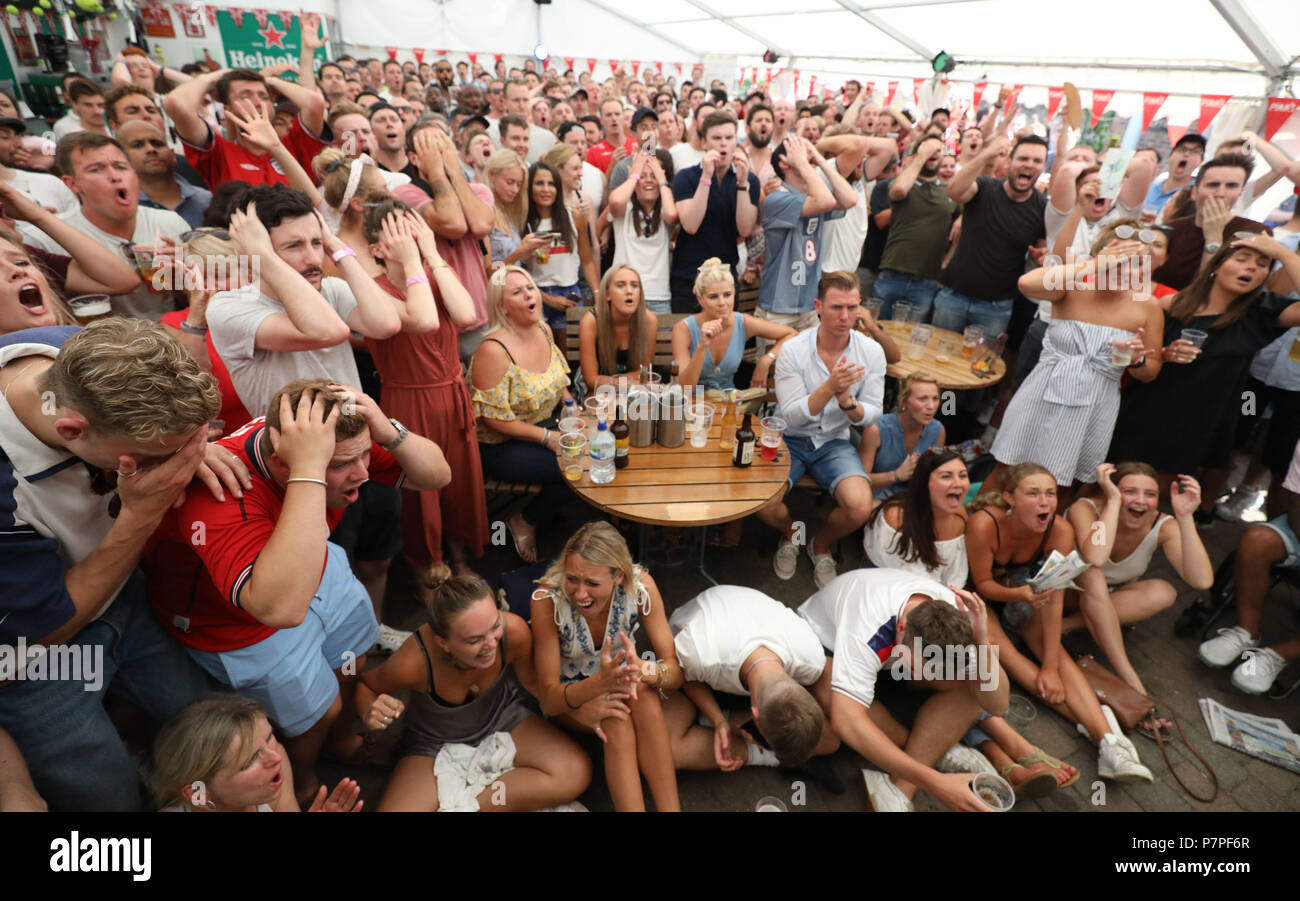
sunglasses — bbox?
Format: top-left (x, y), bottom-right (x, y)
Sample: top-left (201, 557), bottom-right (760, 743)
top-left (1112, 225), bottom-right (1159, 244)
top-left (925, 444), bottom-right (967, 457)
top-left (181, 228), bottom-right (230, 242)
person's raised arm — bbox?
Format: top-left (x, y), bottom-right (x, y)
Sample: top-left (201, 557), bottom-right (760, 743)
top-left (350, 210), bottom-right (435, 333)
top-left (1117, 155), bottom-right (1156, 212)
top-left (1068, 464), bottom-right (1120, 567)
top-left (434, 129), bottom-right (493, 238)
top-left (1018, 256), bottom-right (1093, 304)
top-left (733, 148), bottom-right (758, 238)
top-left (1239, 130), bottom-right (1295, 196)
top-left (890, 137), bottom-right (940, 202)
top-left (783, 136), bottom-right (834, 217)
top-left (1050, 160), bottom-right (1086, 212)
top-left (607, 150), bottom-right (649, 218)
top-left (949, 135), bottom-right (1006, 203)
top-left (816, 133), bottom-right (868, 180)
top-left (411, 129), bottom-right (468, 239)
top-left (673, 315), bottom-right (720, 393)
top-left (163, 67), bottom-right (226, 147)
top-left (0, 183), bottom-right (139, 295)
top-left (264, 70), bottom-right (326, 139)
top-left (297, 13), bottom-right (326, 96)
top-left (410, 210), bottom-right (477, 328)
top-left (813, 141), bottom-right (858, 210)
top-left (329, 385), bottom-right (450, 492)
top-left (675, 151), bottom-right (717, 234)
top-left (224, 99), bottom-right (321, 206)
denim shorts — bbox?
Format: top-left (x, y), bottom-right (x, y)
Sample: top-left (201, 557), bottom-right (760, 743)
top-left (542, 283), bottom-right (583, 332)
top-left (1260, 515), bottom-right (1300, 570)
top-left (785, 434), bottom-right (869, 496)
top-left (187, 542), bottom-right (379, 737)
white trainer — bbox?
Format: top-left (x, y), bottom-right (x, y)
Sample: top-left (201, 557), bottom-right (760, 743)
top-left (370, 624), bottom-right (412, 656)
top-left (1198, 626), bottom-right (1259, 668)
top-left (807, 543), bottom-right (838, 589)
top-left (773, 539), bottom-right (799, 580)
top-left (1215, 485), bottom-right (1263, 521)
top-left (1231, 647), bottom-right (1287, 695)
top-left (1097, 704), bottom-right (1153, 783)
top-left (936, 744), bottom-right (997, 776)
top-left (863, 769), bottom-right (914, 812)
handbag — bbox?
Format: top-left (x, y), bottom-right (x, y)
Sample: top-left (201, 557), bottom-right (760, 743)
top-left (1075, 654), bottom-right (1218, 802)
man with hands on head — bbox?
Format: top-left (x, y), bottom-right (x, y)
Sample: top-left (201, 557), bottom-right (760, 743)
top-left (144, 379), bottom-right (451, 807)
top-left (760, 271), bottom-right (885, 588)
top-left (798, 568), bottom-right (1010, 812)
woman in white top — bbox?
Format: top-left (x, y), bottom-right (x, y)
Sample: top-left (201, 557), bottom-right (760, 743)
top-left (541, 143), bottom-right (601, 278)
top-left (863, 449), bottom-right (1081, 796)
top-left (151, 695), bottom-right (362, 812)
top-left (607, 149), bottom-right (678, 314)
top-left (522, 160), bottom-right (599, 342)
top-left (530, 522), bottom-right (682, 812)
top-left (1066, 462), bottom-right (1213, 732)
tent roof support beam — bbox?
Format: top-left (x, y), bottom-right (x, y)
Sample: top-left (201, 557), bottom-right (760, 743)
top-left (833, 0), bottom-right (933, 62)
top-left (1209, 0), bottom-right (1288, 79)
top-left (678, 0), bottom-right (788, 56)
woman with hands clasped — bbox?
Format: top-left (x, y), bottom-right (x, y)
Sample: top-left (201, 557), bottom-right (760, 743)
top-left (356, 566), bottom-right (590, 811)
top-left (672, 257), bottom-right (796, 393)
top-left (1066, 463), bottom-right (1213, 734)
top-left (530, 522), bottom-right (683, 811)
top-left (966, 464), bottom-right (1155, 782)
top-left (607, 148), bottom-right (678, 315)
top-left (1110, 235), bottom-right (1300, 521)
top-left (991, 219), bottom-right (1164, 505)
top-left (363, 199), bottom-right (489, 577)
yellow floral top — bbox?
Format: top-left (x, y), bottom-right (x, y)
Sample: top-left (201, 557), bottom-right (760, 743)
top-left (469, 328), bottom-right (571, 444)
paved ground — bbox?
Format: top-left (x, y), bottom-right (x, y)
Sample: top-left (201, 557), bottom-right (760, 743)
top-left (325, 485), bottom-right (1300, 812)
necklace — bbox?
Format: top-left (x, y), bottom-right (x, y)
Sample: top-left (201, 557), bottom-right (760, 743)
top-left (740, 655), bottom-right (784, 686)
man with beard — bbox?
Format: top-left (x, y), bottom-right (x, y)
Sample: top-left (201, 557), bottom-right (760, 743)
top-left (428, 59), bottom-right (456, 113)
top-left (1145, 133), bottom-right (1205, 223)
top-left (936, 135), bottom-right (1048, 339)
top-left (872, 136), bottom-right (964, 320)
top-left (745, 103), bottom-right (776, 183)
top-left (118, 120), bottom-right (212, 228)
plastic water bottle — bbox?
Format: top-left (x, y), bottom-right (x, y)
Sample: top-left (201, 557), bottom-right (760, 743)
top-left (563, 397), bottom-right (576, 418)
top-left (589, 419), bottom-right (616, 484)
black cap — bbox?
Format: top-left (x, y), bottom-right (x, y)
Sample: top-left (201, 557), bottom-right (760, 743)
top-left (1174, 132), bottom-right (1206, 151)
top-left (569, 87), bottom-right (588, 100)
top-left (631, 106), bottom-right (658, 128)
top-left (460, 114), bottom-right (490, 131)
top-left (0, 116), bottom-right (26, 134)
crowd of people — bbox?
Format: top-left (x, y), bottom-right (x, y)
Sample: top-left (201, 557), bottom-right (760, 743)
top-left (1, 16), bottom-right (1299, 813)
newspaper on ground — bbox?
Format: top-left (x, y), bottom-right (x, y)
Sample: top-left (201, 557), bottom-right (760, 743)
top-left (1028, 549), bottom-right (1091, 593)
top-left (1198, 695), bottom-right (1300, 775)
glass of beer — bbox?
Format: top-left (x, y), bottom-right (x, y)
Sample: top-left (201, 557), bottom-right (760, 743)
top-left (970, 773), bottom-right (1014, 811)
top-left (559, 434), bottom-right (587, 481)
top-left (909, 324), bottom-right (933, 360)
top-left (962, 325), bottom-right (983, 359)
top-left (759, 416), bottom-right (786, 462)
top-left (131, 245), bottom-right (167, 293)
top-left (893, 301), bottom-right (913, 335)
top-left (1289, 332), bottom-right (1300, 363)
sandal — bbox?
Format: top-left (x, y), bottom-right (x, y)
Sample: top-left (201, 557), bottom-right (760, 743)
top-left (1136, 715), bottom-right (1174, 743)
top-left (999, 762), bottom-right (1059, 799)
top-left (506, 514), bottom-right (537, 563)
top-left (1016, 747), bottom-right (1080, 790)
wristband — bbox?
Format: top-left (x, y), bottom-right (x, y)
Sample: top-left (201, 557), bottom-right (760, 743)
top-left (179, 320), bottom-right (207, 335)
top-left (765, 351), bottom-right (777, 362)
top-left (405, 274), bottom-right (430, 286)
top-left (431, 261), bottom-right (450, 270)
top-left (286, 477), bottom-right (327, 487)
top-left (839, 399), bottom-right (857, 411)
top-left (562, 684), bottom-right (580, 710)
top-left (1127, 354), bottom-right (1146, 369)
top-left (331, 247), bottom-right (357, 263)
top-left (540, 428), bottom-right (550, 446)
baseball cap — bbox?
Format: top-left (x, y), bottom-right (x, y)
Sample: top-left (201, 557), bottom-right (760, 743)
top-left (631, 107), bottom-right (658, 129)
top-left (0, 116), bottom-right (27, 134)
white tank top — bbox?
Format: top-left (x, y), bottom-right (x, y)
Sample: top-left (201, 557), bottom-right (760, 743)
top-left (1082, 498), bottom-right (1170, 587)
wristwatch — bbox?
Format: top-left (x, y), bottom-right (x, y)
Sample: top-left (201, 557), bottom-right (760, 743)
top-left (380, 418), bottom-right (409, 451)
top-left (1203, 242), bottom-right (1221, 255)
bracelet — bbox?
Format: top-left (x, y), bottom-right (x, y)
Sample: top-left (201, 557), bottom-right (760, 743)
top-left (764, 351), bottom-right (777, 362)
top-left (331, 247), bottom-right (356, 263)
top-left (179, 320), bottom-right (207, 335)
top-left (405, 274), bottom-right (430, 286)
top-left (838, 399), bottom-right (857, 411)
top-left (562, 683), bottom-right (580, 710)
top-left (540, 428), bottom-right (550, 446)
top-left (659, 181), bottom-right (670, 188)
top-left (286, 477), bottom-right (327, 487)
top-left (431, 261), bottom-right (450, 270)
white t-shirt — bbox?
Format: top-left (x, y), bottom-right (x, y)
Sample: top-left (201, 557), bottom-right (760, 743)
top-left (4, 168), bottom-right (78, 215)
top-left (485, 120), bottom-right (555, 164)
top-left (580, 161), bottom-right (605, 212)
top-left (51, 112), bottom-right (84, 141)
top-left (670, 142), bottom-right (703, 174)
top-left (1284, 438), bottom-right (1300, 495)
top-left (670, 586), bottom-right (826, 695)
top-left (611, 204), bottom-right (670, 302)
top-left (821, 176), bottom-right (871, 274)
top-left (206, 277), bottom-right (361, 417)
top-left (797, 568), bottom-right (956, 709)
top-left (17, 205), bottom-right (189, 321)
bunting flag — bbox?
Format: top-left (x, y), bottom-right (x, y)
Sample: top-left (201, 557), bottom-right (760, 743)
top-left (913, 77), bottom-right (924, 105)
top-left (1265, 97), bottom-right (1300, 141)
top-left (750, 67), bottom-right (758, 86)
top-left (1165, 120), bottom-right (1192, 148)
top-left (823, 87), bottom-right (832, 101)
top-left (412, 48), bottom-right (424, 63)
top-left (1006, 84), bottom-right (1024, 109)
top-left (250, 9), bottom-right (270, 28)
top-left (436, 49), bottom-right (447, 56)
top-left (609, 59), bottom-right (620, 72)
top-left (793, 70), bottom-right (800, 96)
top-left (808, 75), bottom-right (817, 97)
top-left (493, 52), bottom-right (503, 62)
top-left (1090, 89), bottom-right (1114, 126)
top-left (1140, 92), bottom-right (1168, 131)
top-left (765, 67), bottom-right (772, 84)
top-left (972, 81), bottom-right (987, 109)
top-left (564, 56), bottom-right (574, 70)
top-left (674, 62), bottom-right (682, 75)
top-left (655, 61), bottom-right (662, 73)
top-left (885, 80), bottom-right (898, 106)
top-left (1197, 94), bottom-right (1230, 131)
top-left (586, 58), bottom-right (596, 74)
top-left (205, 6), bottom-right (217, 26)
top-left (467, 52), bottom-right (478, 63)
top-left (631, 60), bottom-right (640, 75)
top-left (1047, 86), bottom-right (1064, 121)
top-left (228, 7), bottom-right (246, 27)
top-left (384, 46), bottom-right (397, 60)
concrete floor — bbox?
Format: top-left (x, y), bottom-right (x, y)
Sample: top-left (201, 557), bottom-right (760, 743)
top-left (325, 485), bottom-right (1300, 812)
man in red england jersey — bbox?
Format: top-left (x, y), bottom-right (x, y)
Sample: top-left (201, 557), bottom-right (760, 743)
top-left (144, 379), bottom-right (450, 806)
top-left (164, 67), bottom-right (331, 188)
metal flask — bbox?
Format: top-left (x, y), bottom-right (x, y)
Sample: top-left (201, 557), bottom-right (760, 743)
top-left (627, 385), bottom-right (656, 447)
top-left (657, 385), bottom-right (686, 448)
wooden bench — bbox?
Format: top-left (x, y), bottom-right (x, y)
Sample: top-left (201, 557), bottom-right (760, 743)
top-left (564, 304), bottom-right (687, 376)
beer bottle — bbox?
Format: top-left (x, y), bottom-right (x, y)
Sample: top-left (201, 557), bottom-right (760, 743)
top-left (612, 402), bottom-right (630, 469)
top-left (732, 412), bottom-right (755, 468)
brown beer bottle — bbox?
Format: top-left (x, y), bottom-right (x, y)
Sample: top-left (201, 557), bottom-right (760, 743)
top-left (612, 403), bottom-right (630, 468)
top-left (732, 412), bottom-right (755, 467)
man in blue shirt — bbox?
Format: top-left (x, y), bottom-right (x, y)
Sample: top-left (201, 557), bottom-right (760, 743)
top-left (1144, 133), bottom-right (1205, 222)
top-left (119, 120), bottom-right (213, 229)
top-left (756, 135), bottom-right (859, 350)
top-left (670, 111), bottom-right (760, 312)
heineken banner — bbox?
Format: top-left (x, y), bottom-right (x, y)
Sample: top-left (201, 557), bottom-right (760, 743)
top-left (216, 10), bottom-right (326, 71)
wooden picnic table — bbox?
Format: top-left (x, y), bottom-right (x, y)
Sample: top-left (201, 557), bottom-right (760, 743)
top-left (559, 401), bottom-right (790, 527)
top-left (879, 322), bottom-right (1007, 389)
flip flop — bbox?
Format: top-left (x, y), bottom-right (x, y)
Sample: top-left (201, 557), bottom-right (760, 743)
top-left (999, 762), bottom-right (1058, 799)
top-left (506, 516), bottom-right (537, 563)
top-left (1016, 747), bottom-right (1080, 790)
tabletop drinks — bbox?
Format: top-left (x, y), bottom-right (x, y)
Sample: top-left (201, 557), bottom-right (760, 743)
top-left (589, 421), bottom-right (615, 484)
top-left (559, 433), bottom-right (587, 481)
top-left (732, 412), bottom-right (755, 467)
top-left (909, 324), bottom-right (933, 361)
top-left (718, 403), bottom-right (737, 450)
top-left (759, 416), bottom-right (785, 462)
top-left (971, 332), bottom-right (1005, 377)
top-left (612, 404), bottom-right (630, 469)
top-left (626, 385), bottom-right (656, 447)
top-left (893, 301), bottom-right (913, 335)
top-left (961, 325), bottom-right (983, 359)
top-left (687, 403), bottom-right (715, 448)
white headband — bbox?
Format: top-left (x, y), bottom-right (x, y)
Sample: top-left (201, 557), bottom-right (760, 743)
top-left (340, 154), bottom-right (374, 210)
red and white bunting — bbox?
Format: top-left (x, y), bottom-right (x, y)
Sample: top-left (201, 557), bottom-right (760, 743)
top-left (229, 8), bottom-right (246, 27)
top-left (972, 82), bottom-right (987, 109)
top-left (1265, 97), bottom-right (1300, 142)
top-left (1090, 89), bottom-right (1114, 125)
top-left (885, 80), bottom-right (898, 106)
top-left (764, 67), bottom-right (771, 84)
top-left (822, 87), bottom-right (832, 101)
top-left (793, 70), bottom-right (800, 96)
top-left (1197, 94), bottom-right (1230, 132)
top-left (412, 48), bottom-right (425, 63)
top-left (654, 61), bottom-right (662, 73)
top-left (1165, 120), bottom-right (1191, 148)
top-left (436, 49), bottom-right (447, 56)
top-left (493, 52), bottom-right (503, 63)
top-left (609, 59), bottom-right (620, 72)
top-left (674, 62), bottom-right (682, 75)
top-left (1006, 84), bottom-right (1024, 109)
top-left (205, 5), bottom-right (217, 26)
top-left (564, 56), bottom-right (574, 70)
top-left (467, 52), bottom-right (478, 63)
top-left (250, 8), bottom-right (270, 28)
top-left (807, 75), bottom-right (817, 97)
top-left (913, 77), bottom-right (924, 105)
top-left (1140, 92), bottom-right (1168, 132)
top-left (587, 58), bottom-right (597, 74)
top-left (384, 46), bottom-right (397, 60)
top-left (1047, 86), bottom-right (1064, 121)
top-left (631, 60), bottom-right (640, 75)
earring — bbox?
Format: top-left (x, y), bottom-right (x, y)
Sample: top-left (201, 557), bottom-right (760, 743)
top-left (1209, 271), bottom-right (1216, 280)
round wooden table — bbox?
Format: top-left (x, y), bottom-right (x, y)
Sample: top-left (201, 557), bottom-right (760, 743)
top-left (560, 401), bottom-right (790, 527)
top-left (879, 322), bottom-right (1007, 389)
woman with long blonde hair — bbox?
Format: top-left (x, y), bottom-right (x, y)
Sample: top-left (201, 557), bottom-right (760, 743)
top-left (530, 522), bottom-right (682, 811)
top-left (312, 147), bottom-right (389, 276)
top-left (574, 264), bottom-right (657, 400)
top-left (484, 148), bottom-right (547, 269)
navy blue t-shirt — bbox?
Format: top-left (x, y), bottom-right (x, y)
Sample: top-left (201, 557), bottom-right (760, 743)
top-left (671, 164), bottom-right (762, 281)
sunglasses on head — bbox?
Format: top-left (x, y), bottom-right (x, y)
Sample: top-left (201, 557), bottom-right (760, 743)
top-left (925, 445), bottom-right (967, 457)
top-left (181, 227), bottom-right (230, 242)
top-left (1112, 224), bottom-right (1158, 244)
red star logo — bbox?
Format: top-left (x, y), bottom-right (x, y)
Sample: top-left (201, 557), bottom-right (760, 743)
top-left (258, 19), bottom-right (287, 49)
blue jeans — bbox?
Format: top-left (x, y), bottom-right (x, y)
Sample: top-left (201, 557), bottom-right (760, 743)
top-left (873, 269), bottom-right (940, 321)
top-left (0, 571), bottom-right (209, 810)
top-left (479, 439), bottom-right (572, 529)
top-left (931, 286), bottom-right (1014, 337)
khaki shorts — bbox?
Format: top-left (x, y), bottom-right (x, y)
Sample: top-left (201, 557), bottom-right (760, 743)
top-left (753, 307), bottom-right (820, 357)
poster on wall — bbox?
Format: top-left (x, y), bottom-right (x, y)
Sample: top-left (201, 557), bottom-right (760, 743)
top-left (141, 4), bottom-right (176, 38)
top-left (216, 10), bottom-right (325, 71)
